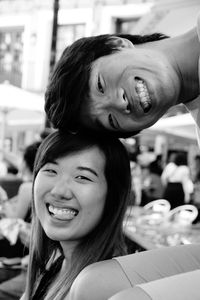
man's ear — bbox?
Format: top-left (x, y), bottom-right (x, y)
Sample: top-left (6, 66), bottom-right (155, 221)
top-left (110, 37), bottom-right (134, 49)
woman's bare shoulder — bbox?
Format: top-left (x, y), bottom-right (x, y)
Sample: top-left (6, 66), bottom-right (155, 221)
top-left (67, 259), bottom-right (131, 300)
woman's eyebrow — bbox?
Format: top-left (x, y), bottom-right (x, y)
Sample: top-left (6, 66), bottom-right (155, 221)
top-left (77, 166), bottom-right (98, 177)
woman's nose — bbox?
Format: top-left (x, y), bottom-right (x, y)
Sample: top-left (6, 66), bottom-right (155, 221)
top-left (50, 179), bottom-right (73, 199)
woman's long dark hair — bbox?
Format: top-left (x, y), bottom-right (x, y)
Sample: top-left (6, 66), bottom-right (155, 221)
top-left (25, 129), bottom-right (131, 299)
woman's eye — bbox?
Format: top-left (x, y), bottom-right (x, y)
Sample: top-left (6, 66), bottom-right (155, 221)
top-left (43, 168), bottom-right (57, 175)
top-left (98, 76), bottom-right (104, 94)
top-left (76, 175), bottom-right (92, 182)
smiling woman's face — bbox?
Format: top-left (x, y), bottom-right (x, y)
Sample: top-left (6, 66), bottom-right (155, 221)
top-left (33, 146), bottom-right (107, 246)
top-left (81, 42), bottom-right (180, 134)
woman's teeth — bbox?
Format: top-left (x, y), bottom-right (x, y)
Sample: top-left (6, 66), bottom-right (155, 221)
top-left (48, 204), bottom-right (78, 220)
top-left (136, 79), bottom-right (152, 113)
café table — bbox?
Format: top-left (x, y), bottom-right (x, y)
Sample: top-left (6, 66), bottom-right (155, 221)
top-left (123, 206), bottom-right (200, 251)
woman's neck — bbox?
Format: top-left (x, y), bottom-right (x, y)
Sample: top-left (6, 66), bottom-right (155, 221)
top-left (60, 240), bottom-right (79, 261)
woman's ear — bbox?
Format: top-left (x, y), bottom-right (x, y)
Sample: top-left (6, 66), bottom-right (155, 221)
top-left (110, 37), bottom-right (134, 49)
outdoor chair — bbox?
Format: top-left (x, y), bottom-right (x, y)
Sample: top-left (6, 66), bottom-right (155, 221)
top-left (108, 269), bottom-right (200, 300)
top-left (68, 244), bottom-right (200, 300)
top-left (143, 199), bottom-right (171, 214)
top-left (164, 204), bottom-right (198, 225)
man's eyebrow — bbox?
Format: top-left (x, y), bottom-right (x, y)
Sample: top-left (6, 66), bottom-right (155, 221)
top-left (95, 115), bottom-right (119, 132)
top-left (94, 117), bottom-right (129, 138)
top-left (109, 114), bottom-right (121, 130)
top-left (45, 160), bottom-right (58, 165)
top-left (77, 166), bottom-right (98, 177)
top-left (95, 118), bottom-right (119, 134)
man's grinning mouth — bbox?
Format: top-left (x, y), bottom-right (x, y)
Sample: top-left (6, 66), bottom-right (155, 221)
top-left (135, 78), bottom-right (152, 113)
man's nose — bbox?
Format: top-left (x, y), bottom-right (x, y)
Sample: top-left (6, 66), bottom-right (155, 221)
top-left (111, 88), bottom-right (130, 113)
top-left (50, 178), bottom-right (73, 199)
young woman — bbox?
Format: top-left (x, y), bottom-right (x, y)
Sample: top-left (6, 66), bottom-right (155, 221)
top-left (21, 129), bottom-right (131, 300)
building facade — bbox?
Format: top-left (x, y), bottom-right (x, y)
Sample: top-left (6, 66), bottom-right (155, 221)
top-left (0, 0), bottom-right (199, 93)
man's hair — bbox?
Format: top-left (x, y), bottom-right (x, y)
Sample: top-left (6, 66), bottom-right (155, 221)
top-left (45, 33), bottom-right (168, 138)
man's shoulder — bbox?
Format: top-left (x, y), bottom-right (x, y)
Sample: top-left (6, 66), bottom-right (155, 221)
top-left (197, 12), bottom-right (200, 40)
top-left (185, 97), bottom-right (200, 128)
top-left (185, 97), bottom-right (200, 148)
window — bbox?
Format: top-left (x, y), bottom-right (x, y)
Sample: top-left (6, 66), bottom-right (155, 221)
top-left (56, 23), bottom-right (85, 62)
top-left (115, 18), bottom-right (139, 34)
top-left (0, 27), bottom-right (24, 87)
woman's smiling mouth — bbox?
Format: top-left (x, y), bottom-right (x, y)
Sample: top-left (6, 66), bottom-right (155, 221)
top-left (47, 204), bottom-right (79, 220)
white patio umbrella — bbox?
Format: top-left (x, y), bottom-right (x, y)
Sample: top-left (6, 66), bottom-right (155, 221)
top-left (149, 113), bottom-right (196, 140)
top-left (0, 81), bottom-right (45, 148)
top-left (138, 112), bottom-right (198, 155)
top-left (0, 81), bottom-right (44, 111)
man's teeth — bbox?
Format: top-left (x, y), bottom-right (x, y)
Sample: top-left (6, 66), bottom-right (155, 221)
top-left (136, 79), bottom-right (152, 113)
top-left (48, 204), bottom-right (78, 219)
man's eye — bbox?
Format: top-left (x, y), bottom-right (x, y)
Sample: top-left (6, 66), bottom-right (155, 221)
top-left (98, 76), bottom-right (104, 94)
top-left (108, 114), bottom-right (116, 129)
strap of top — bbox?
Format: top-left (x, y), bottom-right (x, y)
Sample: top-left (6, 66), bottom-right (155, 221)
top-left (32, 255), bottom-right (64, 300)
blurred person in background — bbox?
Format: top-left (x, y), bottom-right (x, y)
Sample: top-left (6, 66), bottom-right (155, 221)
top-left (0, 129), bottom-right (51, 222)
top-left (191, 155), bottom-right (200, 223)
top-left (122, 138), bottom-right (142, 206)
top-left (141, 160), bottom-right (164, 206)
top-left (0, 141), bottom-right (41, 300)
top-left (1, 141), bottom-right (41, 223)
top-left (0, 150), bottom-right (7, 177)
top-left (161, 152), bottom-right (177, 187)
top-left (129, 158), bottom-right (142, 206)
top-left (0, 186), bottom-right (7, 204)
top-left (0, 130), bottom-right (52, 300)
top-left (153, 154), bottom-right (163, 176)
top-left (161, 153), bottom-right (193, 209)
